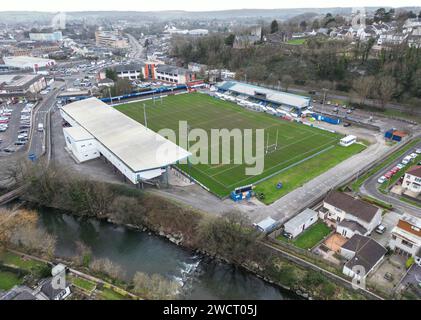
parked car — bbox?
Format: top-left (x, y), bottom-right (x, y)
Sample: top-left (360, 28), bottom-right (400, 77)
top-left (343, 122), bottom-right (351, 127)
top-left (410, 153), bottom-right (418, 160)
top-left (347, 109), bottom-right (352, 114)
top-left (282, 231), bottom-right (293, 240)
top-left (384, 172), bottom-right (393, 179)
top-left (402, 156), bottom-right (412, 165)
top-left (391, 167), bottom-right (400, 174)
top-left (397, 164), bottom-right (405, 170)
top-left (378, 176), bottom-right (387, 184)
top-left (375, 225), bottom-right (387, 234)
top-left (416, 148), bottom-right (421, 154)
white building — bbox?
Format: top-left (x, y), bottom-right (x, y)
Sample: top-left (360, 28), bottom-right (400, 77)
top-left (60, 98), bottom-right (191, 184)
top-left (3, 56), bottom-right (55, 72)
top-left (0, 74), bottom-right (46, 96)
top-left (284, 208), bottom-right (319, 238)
top-left (29, 31), bottom-right (63, 42)
top-left (402, 166), bottom-right (421, 198)
top-left (389, 214), bottom-right (421, 265)
top-left (319, 191), bottom-right (382, 239)
top-left (340, 135), bottom-right (357, 147)
top-left (95, 30), bottom-right (129, 49)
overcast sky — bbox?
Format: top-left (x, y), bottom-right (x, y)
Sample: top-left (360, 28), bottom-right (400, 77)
top-left (0, 0), bottom-right (420, 12)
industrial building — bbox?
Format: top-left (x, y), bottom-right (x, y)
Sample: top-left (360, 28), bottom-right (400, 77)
top-left (217, 81), bottom-right (311, 114)
top-left (2, 56), bottom-right (56, 72)
top-left (29, 31), bottom-right (63, 42)
top-left (0, 74), bottom-right (46, 97)
top-left (95, 30), bottom-right (129, 49)
top-left (60, 98), bottom-right (191, 184)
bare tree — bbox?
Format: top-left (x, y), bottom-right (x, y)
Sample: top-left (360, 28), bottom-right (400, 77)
top-left (133, 272), bottom-right (180, 300)
top-left (375, 76), bottom-right (397, 109)
top-left (90, 258), bottom-right (126, 280)
top-left (281, 75), bottom-right (294, 92)
top-left (352, 76), bottom-right (375, 106)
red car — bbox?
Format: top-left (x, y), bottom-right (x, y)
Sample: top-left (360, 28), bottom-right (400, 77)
top-left (0, 119), bottom-right (9, 124)
top-left (385, 172), bottom-right (393, 179)
top-left (390, 167), bottom-right (400, 174)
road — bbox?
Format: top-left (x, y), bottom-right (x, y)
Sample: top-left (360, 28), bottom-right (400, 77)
top-left (126, 34), bottom-right (145, 60)
top-left (284, 86), bottom-right (421, 117)
top-left (360, 139), bottom-right (421, 218)
top-left (28, 81), bottom-right (65, 159)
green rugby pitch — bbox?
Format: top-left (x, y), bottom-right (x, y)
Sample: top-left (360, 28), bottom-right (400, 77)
top-left (115, 93), bottom-right (364, 199)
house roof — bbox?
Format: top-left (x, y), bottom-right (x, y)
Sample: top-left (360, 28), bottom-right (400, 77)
top-left (338, 220), bottom-right (368, 235)
top-left (114, 63), bottom-right (144, 73)
top-left (342, 234), bottom-right (387, 273)
top-left (324, 191), bottom-right (379, 223)
top-left (407, 166), bottom-right (421, 178)
top-left (284, 208), bottom-right (318, 230)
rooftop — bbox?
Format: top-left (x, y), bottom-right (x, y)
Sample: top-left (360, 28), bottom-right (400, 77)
top-left (406, 165), bottom-right (421, 178)
top-left (217, 81), bottom-right (310, 109)
top-left (61, 98), bottom-right (191, 173)
top-left (284, 208), bottom-right (317, 230)
top-left (324, 191), bottom-right (379, 223)
top-left (63, 126), bottom-right (94, 141)
top-left (342, 234), bottom-right (387, 273)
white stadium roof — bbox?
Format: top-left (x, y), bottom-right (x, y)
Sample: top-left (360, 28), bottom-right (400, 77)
top-left (61, 98), bottom-right (191, 173)
top-left (218, 81), bottom-right (310, 109)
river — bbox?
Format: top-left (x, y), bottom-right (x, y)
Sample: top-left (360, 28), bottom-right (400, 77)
top-left (35, 208), bottom-right (296, 300)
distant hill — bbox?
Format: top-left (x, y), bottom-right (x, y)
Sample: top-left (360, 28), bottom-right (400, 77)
top-left (0, 7), bottom-right (420, 23)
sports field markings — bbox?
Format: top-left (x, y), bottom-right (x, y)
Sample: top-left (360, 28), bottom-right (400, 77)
top-left (207, 131), bottom-right (337, 177)
top-left (224, 139), bottom-right (338, 188)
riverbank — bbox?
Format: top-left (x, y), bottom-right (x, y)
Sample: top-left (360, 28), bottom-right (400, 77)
top-left (14, 165), bottom-right (369, 299)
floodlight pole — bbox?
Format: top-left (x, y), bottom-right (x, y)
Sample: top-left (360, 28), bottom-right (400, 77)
top-left (143, 103), bottom-right (147, 128)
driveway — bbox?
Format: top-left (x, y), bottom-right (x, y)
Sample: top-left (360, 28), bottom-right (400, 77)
top-left (371, 211), bottom-right (401, 247)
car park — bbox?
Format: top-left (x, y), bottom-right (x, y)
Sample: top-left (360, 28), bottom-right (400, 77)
top-left (402, 156), bottom-right (412, 165)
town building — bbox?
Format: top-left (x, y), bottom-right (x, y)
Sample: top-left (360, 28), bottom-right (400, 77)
top-left (389, 214), bottom-right (421, 265)
top-left (402, 166), bottom-right (421, 198)
top-left (60, 98), bottom-right (191, 184)
top-left (29, 31), bottom-right (63, 42)
top-left (95, 30), bottom-right (129, 49)
top-left (155, 65), bottom-right (196, 84)
top-left (2, 56), bottom-right (55, 72)
top-left (340, 234), bottom-right (387, 280)
top-left (0, 74), bottom-right (46, 97)
top-left (319, 191), bottom-right (382, 239)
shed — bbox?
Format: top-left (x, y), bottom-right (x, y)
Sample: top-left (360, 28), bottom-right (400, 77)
top-left (284, 208), bottom-right (318, 238)
top-left (254, 217), bottom-right (278, 233)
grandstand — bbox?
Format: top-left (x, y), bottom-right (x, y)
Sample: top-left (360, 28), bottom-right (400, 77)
top-left (217, 81), bottom-right (311, 116)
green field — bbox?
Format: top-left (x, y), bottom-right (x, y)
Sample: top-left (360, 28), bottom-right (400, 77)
top-left (287, 38), bottom-right (306, 45)
top-left (115, 93), bottom-right (363, 198)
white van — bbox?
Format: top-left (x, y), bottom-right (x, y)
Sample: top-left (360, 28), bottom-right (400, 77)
top-left (37, 123), bottom-right (44, 132)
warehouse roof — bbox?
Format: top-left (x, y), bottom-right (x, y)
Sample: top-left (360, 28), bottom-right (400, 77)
top-left (61, 98), bottom-right (191, 173)
top-left (63, 126), bottom-right (94, 141)
top-left (217, 81), bottom-right (311, 109)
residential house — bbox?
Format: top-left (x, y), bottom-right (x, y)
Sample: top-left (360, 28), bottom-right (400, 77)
top-left (389, 214), bottom-right (421, 266)
top-left (402, 166), bottom-right (421, 198)
top-left (340, 234), bottom-right (387, 280)
top-left (284, 208), bottom-right (319, 238)
top-left (319, 191), bottom-right (382, 238)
